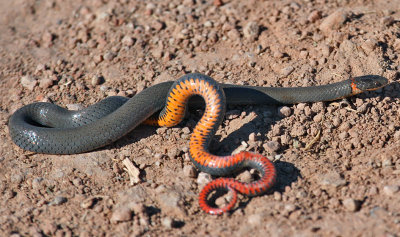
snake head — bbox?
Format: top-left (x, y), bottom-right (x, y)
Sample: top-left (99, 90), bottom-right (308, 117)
top-left (351, 75), bottom-right (388, 92)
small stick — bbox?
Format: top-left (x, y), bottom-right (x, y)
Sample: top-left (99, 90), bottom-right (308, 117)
top-left (122, 158), bottom-right (141, 185)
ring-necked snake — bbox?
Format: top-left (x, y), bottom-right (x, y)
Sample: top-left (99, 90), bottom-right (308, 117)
top-left (9, 73), bottom-right (387, 215)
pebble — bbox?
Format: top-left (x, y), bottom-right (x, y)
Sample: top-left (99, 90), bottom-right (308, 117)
top-left (342, 198), bottom-right (360, 212)
top-left (110, 206), bottom-right (133, 223)
top-left (227, 29), bottom-right (241, 40)
top-left (243, 21), bottom-right (260, 40)
top-left (103, 51), bottom-right (116, 61)
top-left (183, 165), bottom-right (197, 178)
top-left (383, 185), bottom-right (400, 196)
top-left (382, 158), bottom-right (392, 167)
top-left (299, 50), bottom-right (308, 59)
top-left (278, 106), bottom-right (292, 117)
top-left (80, 197), bottom-right (95, 209)
top-left (318, 171), bottom-right (346, 189)
top-left (42, 31), bottom-right (54, 46)
top-left (284, 203), bottom-right (297, 213)
top-left (161, 217), bottom-right (174, 228)
top-left (319, 9), bottom-right (348, 34)
top-left (381, 16), bottom-right (394, 26)
top-left (280, 66), bottom-right (295, 78)
top-left (197, 172), bottom-right (212, 189)
top-left (93, 54), bottom-right (103, 64)
top-left (121, 35), bottom-right (134, 46)
top-left (39, 78), bottom-right (53, 88)
top-left (237, 170), bottom-right (252, 183)
top-left (213, 0), bottom-right (223, 6)
top-left (248, 132), bottom-right (257, 142)
top-left (263, 141), bottom-right (280, 153)
top-left (313, 113), bottom-right (323, 123)
top-left (151, 20), bottom-right (164, 32)
top-left (49, 196), bottom-right (67, 206)
top-left (21, 75), bottom-right (38, 91)
top-left (308, 10), bottom-right (321, 23)
top-left (296, 190), bottom-right (308, 199)
top-left (361, 39), bottom-right (377, 54)
top-left (273, 191), bottom-right (282, 201)
top-left (90, 75), bottom-right (104, 86)
top-left (394, 131), bottom-right (400, 140)
top-left (158, 191), bottom-right (184, 216)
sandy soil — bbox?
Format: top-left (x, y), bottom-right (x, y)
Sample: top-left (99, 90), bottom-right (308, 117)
top-left (1, 0), bottom-right (400, 236)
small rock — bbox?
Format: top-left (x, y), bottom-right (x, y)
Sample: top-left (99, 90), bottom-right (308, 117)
top-left (197, 172), bottom-right (212, 189)
top-left (91, 75), bottom-right (104, 86)
top-left (382, 158), bottom-right (392, 167)
top-left (121, 35), bottom-right (134, 46)
top-left (72, 178), bottom-right (83, 186)
top-left (35, 64), bottom-right (46, 73)
top-left (318, 171), bottom-right (346, 189)
top-left (319, 9), bottom-right (348, 34)
top-left (237, 170), bottom-right (252, 183)
top-left (308, 10), bottom-right (321, 23)
top-left (151, 20), bottom-right (165, 32)
top-left (49, 196), bottom-right (67, 206)
top-left (80, 197), bottom-right (95, 209)
top-left (203, 20), bottom-right (213, 28)
top-left (274, 191), bottom-right (282, 201)
top-left (213, 0), bottom-right (223, 7)
top-left (313, 113), bottom-right (323, 123)
top-left (278, 106), bottom-right (292, 117)
top-left (394, 131), bottom-right (400, 140)
top-left (248, 132), bottom-right (257, 142)
top-left (183, 165), bottom-right (197, 178)
top-left (39, 78), bottom-right (53, 88)
top-left (343, 198), bottom-right (361, 212)
top-left (243, 21), bottom-right (260, 40)
top-left (227, 29), bottom-right (241, 40)
top-left (162, 217), bottom-right (174, 228)
top-left (215, 193), bottom-right (232, 208)
top-left (296, 190), bottom-right (308, 198)
top-left (361, 39), bottom-right (377, 54)
top-left (299, 50), bottom-right (308, 59)
top-left (93, 54), bottom-right (103, 64)
top-left (263, 141), bottom-right (280, 153)
top-left (158, 191), bottom-right (184, 217)
top-left (383, 185), bottom-right (400, 196)
top-left (381, 16), bottom-right (394, 26)
top-left (21, 75), bottom-right (37, 91)
top-left (110, 206), bottom-right (133, 223)
top-left (284, 203), bottom-right (297, 213)
top-left (280, 66), bottom-right (295, 78)
top-left (103, 51), bottom-right (116, 61)
top-left (273, 50), bottom-right (284, 58)
top-left (42, 31), bottom-right (54, 47)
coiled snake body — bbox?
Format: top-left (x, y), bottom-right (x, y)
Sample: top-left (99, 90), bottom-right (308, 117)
top-left (9, 73), bottom-right (387, 214)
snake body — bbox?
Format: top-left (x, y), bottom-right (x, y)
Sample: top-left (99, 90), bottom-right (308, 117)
top-left (9, 73), bottom-right (387, 214)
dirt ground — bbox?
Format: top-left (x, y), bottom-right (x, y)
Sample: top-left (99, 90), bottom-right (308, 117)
top-left (1, 0), bottom-right (400, 236)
